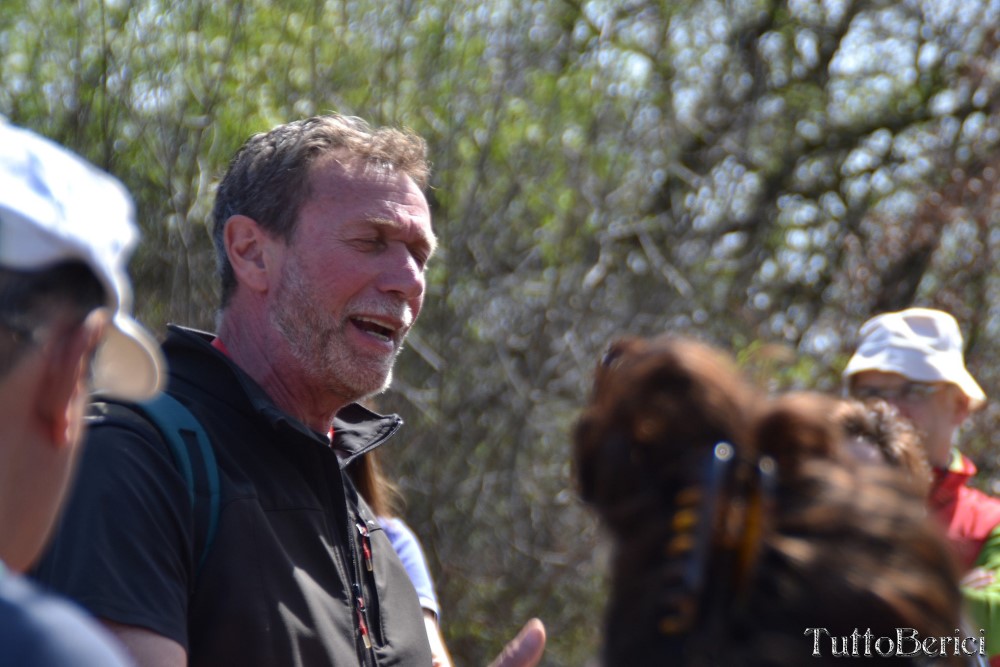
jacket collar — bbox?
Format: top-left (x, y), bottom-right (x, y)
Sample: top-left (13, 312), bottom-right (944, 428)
top-left (930, 448), bottom-right (976, 508)
top-left (162, 324), bottom-right (403, 463)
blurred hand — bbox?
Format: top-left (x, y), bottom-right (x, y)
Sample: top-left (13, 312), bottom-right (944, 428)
top-left (486, 618), bottom-right (546, 667)
top-left (961, 566), bottom-right (996, 590)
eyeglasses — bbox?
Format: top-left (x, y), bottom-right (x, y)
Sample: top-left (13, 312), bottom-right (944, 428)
top-left (850, 381), bottom-right (941, 403)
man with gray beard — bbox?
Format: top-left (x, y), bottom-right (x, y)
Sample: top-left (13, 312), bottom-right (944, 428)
top-left (34, 115), bottom-right (546, 667)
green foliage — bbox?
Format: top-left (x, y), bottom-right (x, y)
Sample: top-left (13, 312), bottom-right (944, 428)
top-left (8, 0), bottom-right (1000, 664)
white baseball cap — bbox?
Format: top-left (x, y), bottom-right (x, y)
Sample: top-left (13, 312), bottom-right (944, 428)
top-left (843, 307), bottom-right (985, 410)
top-left (0, 118), bottom-right (166, 400)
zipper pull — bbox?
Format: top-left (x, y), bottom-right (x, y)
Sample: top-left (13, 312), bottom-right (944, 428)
top-left (357, 606), bottom-right (372, 649)
top-left (357, 521), bottom-right (373, 571)
top-left (354, 584), bottom-right (372, 649)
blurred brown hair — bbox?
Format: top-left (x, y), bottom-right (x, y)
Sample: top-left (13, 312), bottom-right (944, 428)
top-left (574, 335), bottom-right (964, 666)
top-left (347, 450), bottom-right (402, 518)
top-left (834, 398), bottom-right (933, 494)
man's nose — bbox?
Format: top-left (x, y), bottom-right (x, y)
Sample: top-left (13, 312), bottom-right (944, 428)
top-left (378, 244), bottom-right (425, 300)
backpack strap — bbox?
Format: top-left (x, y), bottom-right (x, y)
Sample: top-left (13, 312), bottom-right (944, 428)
top-left (132, 393), bottom-right (220, 578)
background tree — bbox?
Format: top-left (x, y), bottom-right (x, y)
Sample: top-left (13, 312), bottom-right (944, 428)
top-left (5, 0), bottom-right (1000, 664)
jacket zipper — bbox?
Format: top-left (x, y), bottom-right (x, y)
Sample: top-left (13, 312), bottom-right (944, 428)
top-left (349, 520), bottom-right (377, 666)
top-left (357, 521), bottom-right (373, 571)
top-left (354, 583), bottom-right (372, 649)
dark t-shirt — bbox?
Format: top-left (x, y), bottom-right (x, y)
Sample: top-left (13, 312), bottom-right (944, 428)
top-left (32, 326), bottom-right (432, 667)
top-left (0, 564), bottom-right (133, 667)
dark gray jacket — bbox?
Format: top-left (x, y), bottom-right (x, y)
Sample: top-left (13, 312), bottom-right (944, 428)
top-left (34, 325), bottom-right (432, 667)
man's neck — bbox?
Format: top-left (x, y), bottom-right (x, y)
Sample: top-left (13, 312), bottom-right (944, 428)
top-left (216, 310), bottom-right (348, 433)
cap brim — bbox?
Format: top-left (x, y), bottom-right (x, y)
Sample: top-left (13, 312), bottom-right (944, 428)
top-left (90, 314), bottom-right (166, 401)
top-left (844, 353), bottom-right (987, 411)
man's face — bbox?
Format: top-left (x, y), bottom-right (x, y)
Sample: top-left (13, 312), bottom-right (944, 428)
top-left (269, 157), bottom-right (435, 403)
top-left (6, 309), bottom-right (107, 573)
top-left (849, 370), bottom-right (968, 468)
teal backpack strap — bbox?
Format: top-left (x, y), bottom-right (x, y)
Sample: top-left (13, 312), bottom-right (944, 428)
top-left (134, 393), bottom-right (220, 578)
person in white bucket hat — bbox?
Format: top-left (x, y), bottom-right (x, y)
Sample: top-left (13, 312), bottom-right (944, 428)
top-left (0, 120), bottom-right (165, 402)
top-left (845, 307), bottom-right (1000, 666)
top-left (0, 117), bottom-right (166, 666)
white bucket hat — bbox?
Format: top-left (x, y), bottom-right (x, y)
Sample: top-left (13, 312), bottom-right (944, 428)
top-left (843, 307), bottom-right (986, 410)
top-left (0, 118), bottom-right (166, 400)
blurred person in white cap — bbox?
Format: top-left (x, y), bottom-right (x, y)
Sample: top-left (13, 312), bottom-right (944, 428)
top-left (0, 117), bottom-right (165, 665)
top-left (844, 307), bottom-right (1000, 666)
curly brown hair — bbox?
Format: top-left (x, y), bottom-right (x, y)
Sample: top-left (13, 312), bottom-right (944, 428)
top-left (834, 398), bottom-right (933, 494)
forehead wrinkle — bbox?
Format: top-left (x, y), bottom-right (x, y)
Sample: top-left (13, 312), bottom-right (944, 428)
top-left (366, 214), bottom-right (438, 258)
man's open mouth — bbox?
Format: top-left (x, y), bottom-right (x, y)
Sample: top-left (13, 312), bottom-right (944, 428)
top-left (351, 316), bottom-right (395, 342)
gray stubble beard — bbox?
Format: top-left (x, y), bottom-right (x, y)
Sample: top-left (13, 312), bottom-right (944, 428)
top-left (270, 263), bottom-right (404, 404)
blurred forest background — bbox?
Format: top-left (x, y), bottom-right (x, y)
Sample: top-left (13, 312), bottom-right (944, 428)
top-left (5, 0), bottom-right (1000, 664)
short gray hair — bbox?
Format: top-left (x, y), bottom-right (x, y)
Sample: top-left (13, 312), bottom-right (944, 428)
top-left (211, 114), bottom-right (430, 308)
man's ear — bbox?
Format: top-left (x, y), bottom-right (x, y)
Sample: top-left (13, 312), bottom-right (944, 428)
top-left (225, 215), bottom-right (280, 295)
top-left (35, 311), bottom-right (107, 448)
